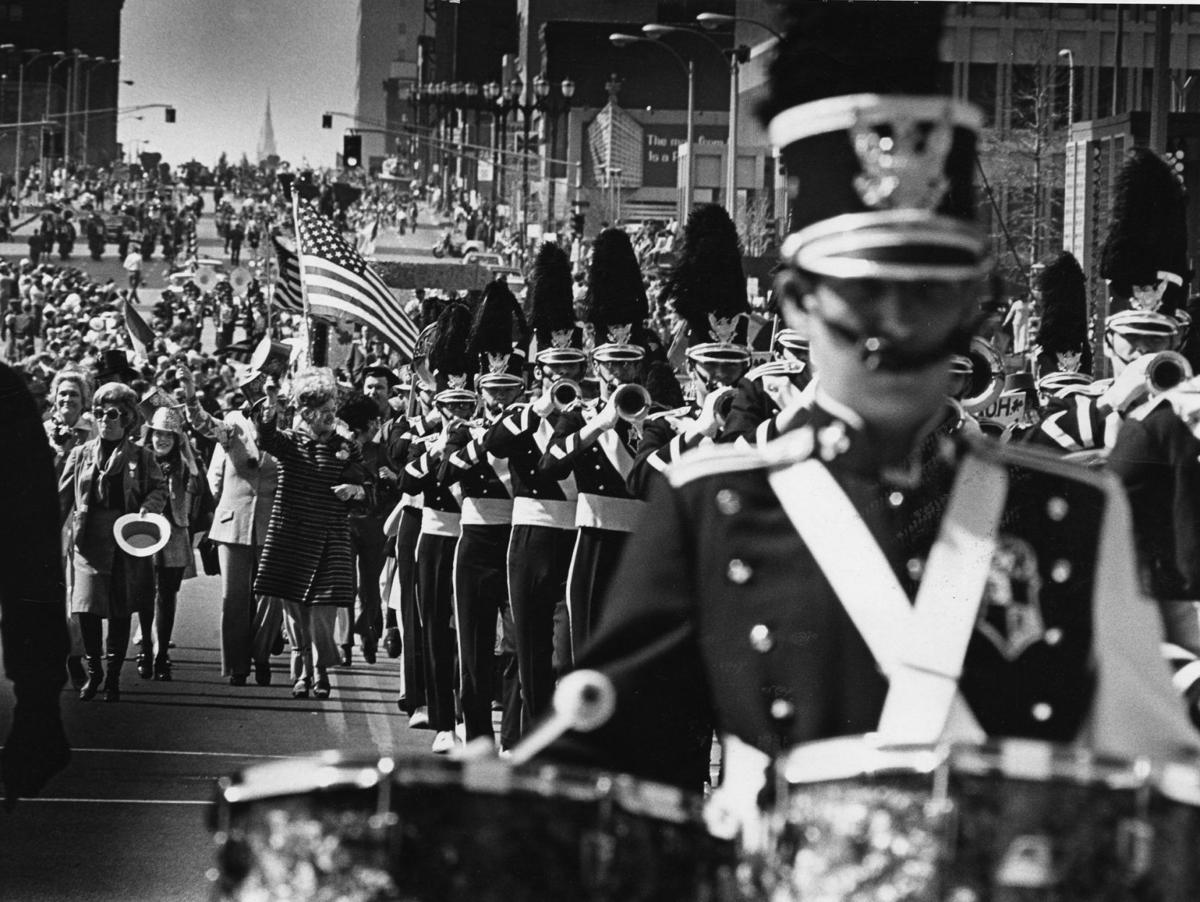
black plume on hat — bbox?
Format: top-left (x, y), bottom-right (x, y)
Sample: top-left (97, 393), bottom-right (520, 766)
top-left (528, 242), bottom-right (577, 342)
top-left (428, 302), bottom-right (476, 380)
top-left (755, 4), bottom-right (945, 128)
top-left (661, 204), bottom-right (748, 337)
top-left (1100, 147), bottom-right (1189, 314)
top-left (468, 278), bottom-right (528, 375)
top-left (1036, 252), bottom-right (1091, 367)
top-left (583, 228), bottom-right (648, 341)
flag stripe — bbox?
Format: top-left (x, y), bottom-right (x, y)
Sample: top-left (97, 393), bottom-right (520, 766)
top-left (123, 298), bottom-right (155, 359)
top-left (301, 275), bottom-right (410, 337)
top-left (301, 265), bottom-right (418, 346)
top-left (272, 238), bottom-right (304, 313)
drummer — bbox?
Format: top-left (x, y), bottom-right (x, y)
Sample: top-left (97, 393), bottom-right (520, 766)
top-left (547, 4), bottom-right (1199, 791)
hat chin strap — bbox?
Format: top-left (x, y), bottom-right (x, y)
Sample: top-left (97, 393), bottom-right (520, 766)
top-left (821, 314), bottom-right (967, 373)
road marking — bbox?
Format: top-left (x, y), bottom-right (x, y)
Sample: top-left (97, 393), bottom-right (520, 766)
top-left (70, 747), bottom-right (292, 759)
top-left (20, 797), bottom-right (210, 806)
top-left (351, 671), bottom-right (397, 756)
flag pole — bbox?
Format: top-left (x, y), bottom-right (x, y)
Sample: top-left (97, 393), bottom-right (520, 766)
top-left (290, 188), bottom-right (313, 367)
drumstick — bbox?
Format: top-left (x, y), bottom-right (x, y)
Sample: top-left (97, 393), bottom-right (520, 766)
top-left (507, 669), bottom-right (616, 766)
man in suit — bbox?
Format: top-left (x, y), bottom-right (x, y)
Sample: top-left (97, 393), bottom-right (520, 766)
top-left (180, 363), bottom-right (281, 686)
top-left (550, 4), bottom-right (1197, 792)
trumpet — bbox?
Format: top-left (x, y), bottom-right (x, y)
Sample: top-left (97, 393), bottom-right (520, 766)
top-left (1145, 351), bottom-right (1193, 395)
top-left (550, 378), bottom-right (582, 411)
top-left (611, 383), bottom-right (651, 421)
top-left (713, 387), bottom-right (737, 423)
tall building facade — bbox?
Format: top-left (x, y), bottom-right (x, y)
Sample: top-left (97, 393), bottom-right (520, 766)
top-left (355, 0), bottom-right (424, 171)
top-left (0, 0), bottom-right (125, 179)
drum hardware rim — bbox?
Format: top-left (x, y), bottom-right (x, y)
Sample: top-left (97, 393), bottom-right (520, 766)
top-left (949, 743), bottom-right (1154, 791)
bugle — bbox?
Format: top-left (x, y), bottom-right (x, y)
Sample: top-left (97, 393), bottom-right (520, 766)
top-left (612, 383), bottom-right (651, 421)
top-left (1145, 351), bottom-right (1193, 395)
top-left (550, 379), bottom-right (582, 411)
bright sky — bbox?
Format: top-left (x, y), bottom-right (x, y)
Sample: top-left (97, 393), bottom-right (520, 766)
top-left (117, 0), bottom-right (358, 169)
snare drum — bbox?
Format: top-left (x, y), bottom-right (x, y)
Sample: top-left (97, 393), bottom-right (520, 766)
top-left (212, 752), bottom-right (734, 902)
top-left (743, 736), bottom-right (1200, 902)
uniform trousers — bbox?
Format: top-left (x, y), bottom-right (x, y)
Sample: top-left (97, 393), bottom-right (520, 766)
top-left (454, 524), bottom-right (513, 743)
top-left (394, 508), bottom-right (425, 712)
top-left (216, 544), bottom-right (278, 676)
top-left (566, 527), bottom-right (630, 659)
top-left (416, 531), bottom-right (459, 733)
top-left (508, 523), bottom-right (576, 729)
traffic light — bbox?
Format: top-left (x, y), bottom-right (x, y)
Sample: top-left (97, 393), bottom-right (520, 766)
top-left (321, 113), bottom-right (333, 129)
top-left (570, 212), bottom-right (585, 238)
top-left (164, 107), bottom-right (176, 123)
top-left (42, 131), bottom-right (64, 157)
top-left (343, 134), bottom-right (362, 168)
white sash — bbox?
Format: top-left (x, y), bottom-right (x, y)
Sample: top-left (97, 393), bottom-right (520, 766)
top-left (767, 451), bottom-right (1007, 745)
top-left (596, 428), bottom-right (636, 480)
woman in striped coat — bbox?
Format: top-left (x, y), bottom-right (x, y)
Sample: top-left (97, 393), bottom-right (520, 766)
top-left (253, 369), bottom-right (368, 700)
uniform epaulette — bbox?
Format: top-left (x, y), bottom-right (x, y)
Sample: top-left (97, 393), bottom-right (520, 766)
top-left (665, 442), bottom-right (767, 488)
top-left (967, 433), bottom-right (1110, 490)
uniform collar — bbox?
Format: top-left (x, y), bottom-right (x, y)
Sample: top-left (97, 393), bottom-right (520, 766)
top-left (803, 394), bottom-right (960, 485)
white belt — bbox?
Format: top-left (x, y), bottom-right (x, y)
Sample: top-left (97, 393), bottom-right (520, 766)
top-left (400, 492), bottom-right (424, 509)
top-left (421, 508), bottom-right (461, 537)
top-left (460, 497), bottom-right (513, 526)
top-left (511, 497), bottom-right (577, 529)
top-left (575, 493), bottom-right (645, 533)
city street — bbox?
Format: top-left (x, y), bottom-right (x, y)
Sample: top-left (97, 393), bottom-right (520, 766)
top-left (0, 201), bottom-right (452, 901)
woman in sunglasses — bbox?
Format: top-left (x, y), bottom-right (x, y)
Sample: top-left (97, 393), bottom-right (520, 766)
top-left (58, 382), bottom-right (167, 702)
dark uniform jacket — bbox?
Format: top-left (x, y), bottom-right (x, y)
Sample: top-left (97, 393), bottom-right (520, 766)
top-left (441, 421), bottom-right (513, 526)
top-left (551, 401), bottom-right (1196, 790)
top-left (485, 403), bottom-right (578, 530)
top-left (718, 364), bottom-right (811, 446)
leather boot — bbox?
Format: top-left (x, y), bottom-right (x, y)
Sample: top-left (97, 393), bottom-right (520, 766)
top-left (104, 657), bottom-right (123, 702)
top-left (79, 657), bottom-right (104, 701)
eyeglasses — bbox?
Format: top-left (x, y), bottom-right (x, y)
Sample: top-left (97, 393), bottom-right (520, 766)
top-left (93, 408), bottom-right (122, 422)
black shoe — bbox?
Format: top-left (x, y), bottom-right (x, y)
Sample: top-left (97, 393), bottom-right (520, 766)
top-left (254, 661), bottom-right (272, 686)
top-left (361, 640), bottom-right (377, 665)
top-left (313, 675), bottom-right (331, 699)
top-left (79, 659), bottom-right (104, 701)
top-left (291, 677), bottom-right (310, 699)
top-left (153, 656), bottom-right (172, 682)
top-left (67, 656), bottom-right (87, 690)
top-left (136, 654), bottom-right (153, 680)
top-left (339, 645), bottom-right (352, 667)
top-left (383, 628), bottom-right (402, 659)
top-left (230, 674), bottom-right (248, 686)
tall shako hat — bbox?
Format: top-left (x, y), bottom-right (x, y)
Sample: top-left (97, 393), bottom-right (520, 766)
top-left (584, 228), bottom-right (648, 363)
top-left (469, 277), bottom-right (528, 391)
top-left (760, 4), bottom-right (987, 282)
top-left (428, 301), bottom-right (477, 403)
top-left (662, 203), bottom-right (752, 366)
top-left (1035, 251), bottom-right (1092, 376)
top-left (1099, 147), bottom-right (1190, 316)
top-left (528, 241), bottom-right (585, 366)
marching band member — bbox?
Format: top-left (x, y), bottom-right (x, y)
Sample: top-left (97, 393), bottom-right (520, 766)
top-left (485, 242), bottom-right (583, 729)
top-left (440, 280), bottom-right (526, 751)
top-left (548, 3), bottom-right (1198, 791)
top-left (538, 228), bottom-right (650, 658)
top-left (719, 326), bottom-right (813, 446)
top-left (402, 303), bottom-right (474, 754)
top-left (630, 205), bottom-right (753, 495)
top-left (1030, 252), bottom-right (1092, 382)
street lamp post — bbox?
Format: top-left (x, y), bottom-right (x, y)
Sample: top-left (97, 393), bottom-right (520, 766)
top-left (544, 77), bottom-right (575, 236)
top-left (65, 52), bottom-right (90, 165)
top-left (42, 51), bottom-right (71, 191)
top-left (81, 56), bottom-right (119, 168)
top-left (1058, 48), bottom-right (1075, 127)
top-left (644, 23), bottom-right (747, 216)
top-left (610, 33), bottom-right (693, 218)
top-left (10, 48), bottom-right (49, 204)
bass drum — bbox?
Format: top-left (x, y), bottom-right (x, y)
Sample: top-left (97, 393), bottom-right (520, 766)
top-left (743, 735), bottom-right (1200, 902)
top-left (212, 752), bottom-right (735, 902)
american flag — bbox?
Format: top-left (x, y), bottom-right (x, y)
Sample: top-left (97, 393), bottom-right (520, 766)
top-left (183, 214), bottom-right (198, 266)
top-left (272, 235), bottom-right (304, 313)
top-left (295, 200), bottom-right (418, 358)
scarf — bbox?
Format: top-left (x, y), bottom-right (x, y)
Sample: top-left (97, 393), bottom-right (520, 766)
top-left (94, 438), bottom-right (125, 507)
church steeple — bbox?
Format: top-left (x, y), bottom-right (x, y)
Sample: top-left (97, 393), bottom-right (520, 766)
top-left (257, 94), bottom-right (278, 163)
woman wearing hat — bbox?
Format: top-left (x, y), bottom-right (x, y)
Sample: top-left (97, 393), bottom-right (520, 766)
top-left (59, 382), bottom-right (167, 702)
top-left (135, 406), bottom-right (205, 682)
top-left (253, 368), bottom-right (366, 700)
